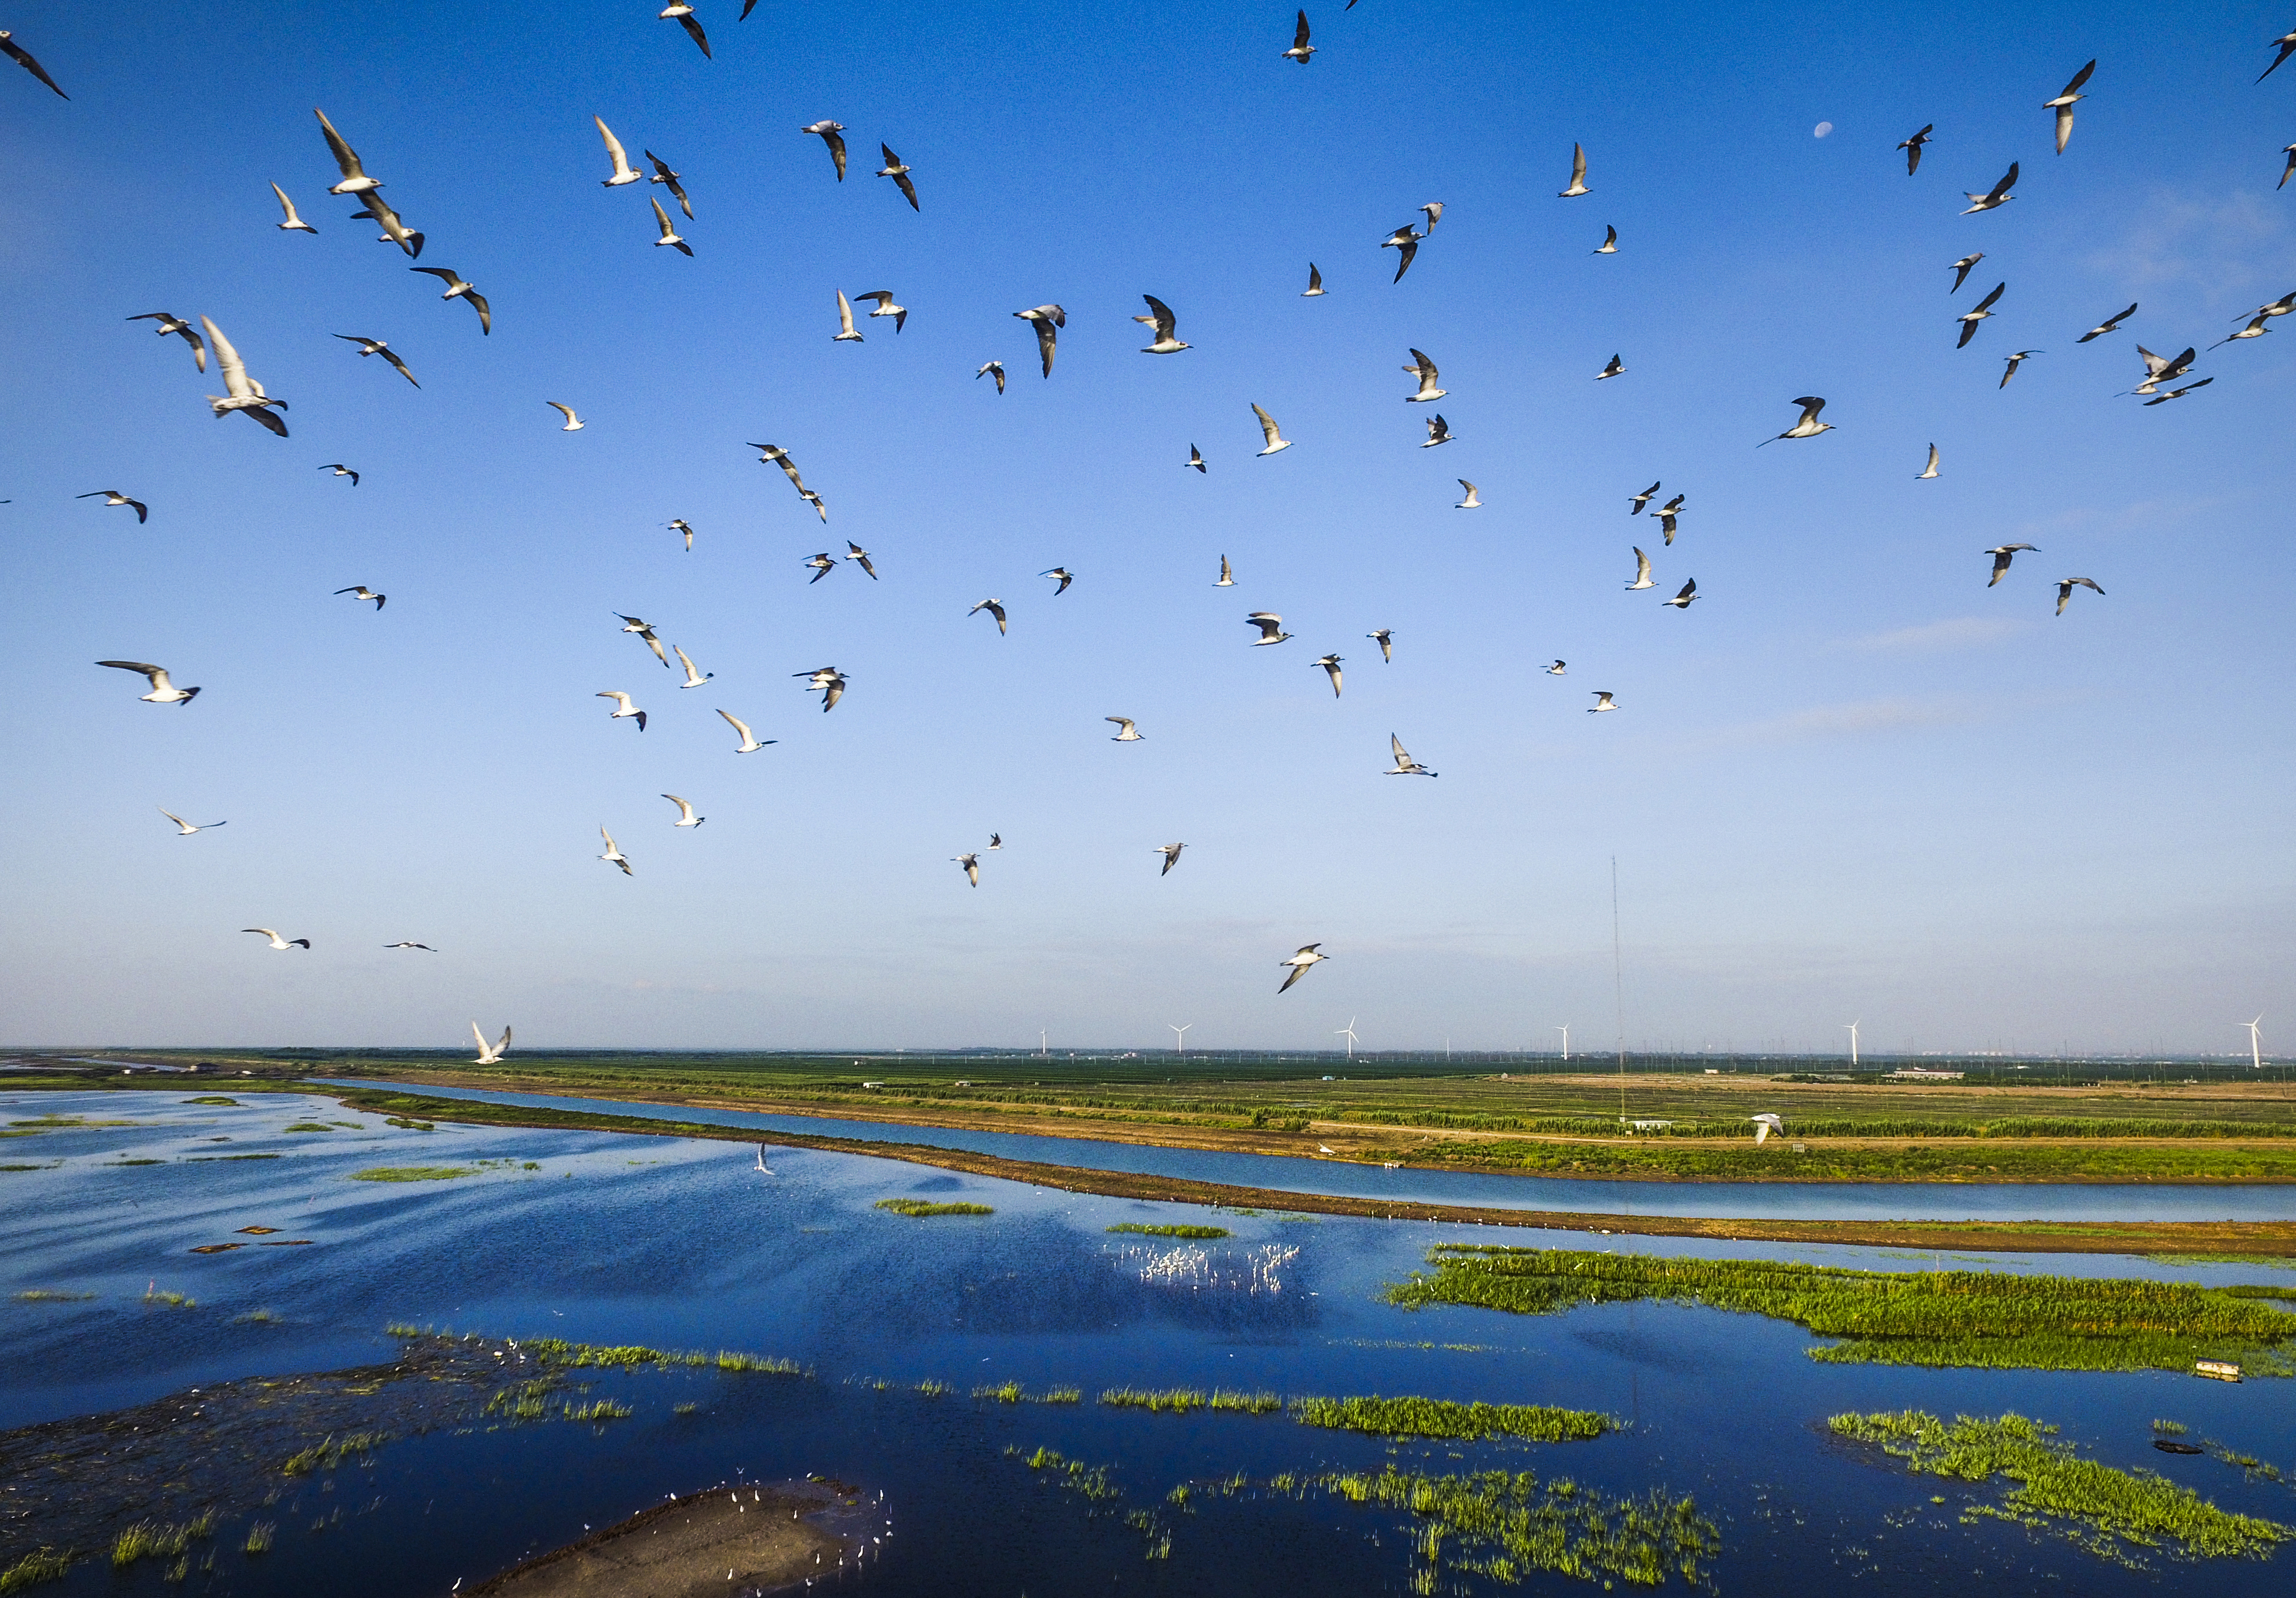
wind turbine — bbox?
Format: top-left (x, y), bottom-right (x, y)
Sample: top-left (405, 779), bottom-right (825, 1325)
top-left (1336, 1017), bottom-right (1358, 1059)
top-left (1555, 1024), bottom-right (1570, 1061)
top-left (1845, 1020), bottom-right (1861, 1068)
top-left (1170, 1023), bottom-right (1191, 1056)
top-left (2247, 1015), bottom-right (2265, 1070)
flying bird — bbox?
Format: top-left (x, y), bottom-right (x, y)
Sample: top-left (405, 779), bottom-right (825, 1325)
top-left (2127, 344), bottom-right (2195, 396)
top-left (2077, 303), bottom-right (2137, 341)
top-left (1156, 842), bottom-right (1186, 876)
top-left (1136, 294), bottom-right (1189, 354)
top-left (321, 464), bottom-right (360, 484)
top-left (1595, 353), bottom-right (1625, 380)
top-left (2263, 29), bottom-right (2296, 82)
top-left (1759, 396), bottom-right (1833, 444)
top-left (976, 360), bottom-right (1006, 393)
top-left (853, 290), bottom-right (906, 332)
top-left (969, 598), bottom-right (1008, 636)
top-left (1898, 124), bottom-right (1933, 175)
top-left (1949, 253), bottom-right (1986, 293)
top-left (1654, 509), bottom-right (1680, 545)
top-left (1312, 654), bottom-right (1344, 696)
top-left (616, 614), bottom-right (671, 666)
top-left (804, 552), bottom-right (835, 582)
top-left (1386, 733), bottom-right (1437, 776)
top-left (1367, 628), bottom-right (1393, 662)
top-left (1013, 304), bottom-right (1065, 376)
top-left (2213, 312), bottom-right (2272, 349)
top-left (875, 144), bottom-right (919, 210)
top-left (2055, 577), bottom-right (2104, 615)
top-left (952, 853), bottom-right (980, 887)
top-left (200, 317), bottom-right (289, 436)
top-left (801, 120), bottom-right (848, 179)
top-left (1041, 567), bottom-right (1073, 594)
top-left (128, 312), bottom-right (207, 371)
top-left (1917, 443), bottom-right (1940, 478)
top-left (2000, 349), bottom-right (2041, 386)
top-left (1547, 661), bottom-right (1567, 675)
top-left (243, 928), bottom-right (310, 951)
top-left (662, 793), bottom-right (705, 828)
top-left (77, 490), bottom-right (148, 523)
top-left (595, 116), bottom-right (644, 186)
top-left (1588, 691), bottom-right (1618, 712)
top-left (660, 1), bottom-right (710, 57)
top-left (383, 942), bottom-right (435, 951)
top-left (1955, 282), bottom-right (2005, 347)
top-left (1187, 444), bottom-right (1207, 472)
top-left (2141, 377), bottom-right (2213, 406)
top-left (596, 691), bottom-right (648, 731)
top-left (1282, 9), bottom-right (1315, 62)
top-left (846, 542), bottom-right (879, 578)
top-left (1, 29), bottom-right (68, 98)
top-left (271, 183), bottom-right (317, 233)
top-left (988, 834), bottom-right (1002, 850)
top-left (598, 827), bottom-right (632, 876)
top-left (1215, 554), bottom-right (1235, 586)
top-left (2044, 59), bottom-right (2095, 155)
top-left (1301, 263), bottom-right (1325, 296)
top-left (1751, 1113), bottom-right (1785, 1144)
top-left (1663, 578), bottom-right (1699, 609)
top-left (1246, 612), bottom-right (1292, 645)
top-left (410, 267), bottom-right (491, 333)
top-left (472, 1024), bottom-right (511, 1064)
top-left (672, 644), bottom-right (711, 688)
top-left (97, 661), bottom-right (199, 705)
top-left (796, 666), bottom-right (848, 712)
top-left (547, 401), bottom-right (584, 431)
top-left (334, 334), bottom-right (419, 387)
top-left (1403, 349), bottom-right (1445, 401)
top-left (1421, 202), bottom-right (1444, 230)
top-left (1456, 480), bottom-right (1481, 508)
top-left (668, 518), bottom-right (694, 550)
top-left (1625, 547), bottom-right (1655, 589)
top-left (832, 290), bottom-right (865, 343)
top-left (1421, 413), bottom-right (1454, 446)
top-left (334, 585), bottom-right (386, 610)
top-left (159, 809), bottom-right (225, 836)
top-left (1277, 944), bottom-right (1328, 993)
top-left (1629, 481), bottom-right (1660, 514)
top-left (314, 108), bottom-right (380, 194)
top-left (650, 196), bottom-right (691, 254)
top-left (1962, 162), bottom-right (2019, 214)
top-left (1252, 403), bottom-right (1293, 455)
top-left (1594, 225), bottom-right (1618, 253)
top-left (1379, 225), bottom-right (1422, 282)
top-left (717, 709), bottom-right (774, 752)
top-left (644, 149), bottom-right (691, 216)
top-left (349, 187), bottom-right (424, 257)
top-left (2281, 145), bottom-right (2295, 190)
top-left (1558, 142), bottom-right (1591, 197)
top-left (1984, 544), bottom-right (2036, 586)
top-left (1106, 716), bottom-right (1142, 741)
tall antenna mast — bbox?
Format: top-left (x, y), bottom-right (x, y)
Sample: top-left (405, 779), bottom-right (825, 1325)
top-left (1612, 856), bottom-right (1626, 1118)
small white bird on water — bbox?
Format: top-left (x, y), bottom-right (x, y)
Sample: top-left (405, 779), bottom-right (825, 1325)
top-left (1386, 733), bottom-right (1437, 776)
top-left (243, 927), bottom-right (310, 951)
top-left (1403, 349), bottom-right (1445, 402)
top-left (662, 793), bottom-right (705, 828)
top-left (98, 661), bottom-right (199, 705)
top-left (673, 645), bottom-right (711, 688)
top-left (596, 691), bottom-right (648, 731)
top-left (717, 709), bottom-right (774, 752)
top-left (1135, 294), bottom-right (1189, 354)
top-left (1252, 403), bottom-right (1292, 455)
top-left (598, 826), bottom-right (632, 876)
top-left (472, 1024), bottom-right (512, 1064)
top-left (1277, 944), bottom-right (1329, 993)
top-left (596, 116), bottom-right (643, 186)
top-left (1456, 480), bottom-right (1481, 508)
top-left (1106, 716), bottom-right (1143, 741)
top-left (271, 183), bottom-right (317, 233)
top-left (159, 808), bottom-right (225, 836)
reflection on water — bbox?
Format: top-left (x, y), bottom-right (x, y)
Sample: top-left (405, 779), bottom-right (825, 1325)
top-left (0, 1088), bottom-right (2291, 1598)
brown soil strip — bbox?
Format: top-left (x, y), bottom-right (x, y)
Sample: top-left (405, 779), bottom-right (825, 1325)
top-left (469, 1486), bottom-right (845, 1598)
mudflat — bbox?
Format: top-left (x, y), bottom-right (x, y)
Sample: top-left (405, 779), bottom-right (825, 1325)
top-left (471, 1487), bottom-right (844, 1598)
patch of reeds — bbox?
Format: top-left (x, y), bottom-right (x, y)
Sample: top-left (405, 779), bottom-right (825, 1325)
top-left (182, 1097), bottom-right (242, 1107)
top-left (2153, 1420), bottom-right (2188, 1435)
top-left (1107, 1223), bottom-right (1231, 1239)
top-left (15, 1289), bottom-right (95, 1302)
top-left (1100, 1387), bottom-right (1209, 1413)
top-left (281, 1432), bottom-right (383, 1476)
top-left (0, 1547), bottom-right (72, 1593)
top-left (281, 1123), bottom-right (334, 1134)
top-left (235, 1308), bottom-right (281, 1324)
top-left (109, 1510), bottom-right (216, 1568)
top-left (142, 1286), bottom-right (195, 1309)
top-left (562, 1398), bottom-right (632, 1422)
top-left (242, 1522), bottom-right (275, 1555)
top-left (915, 1379), bottom-right (951, 1397)
top-left (1830, 1410), bottom-right (2293, 1560)
top-left (716, 1350), bottom-right (802, 1375)
top-left (973, 1382), bottom-right (1084, 1404)
top-left (1291, 1395), bottom-right (1617, 1443)
top-left (347, 1166), bottom-right (474, 1182)
top-left (2204, 1440), bottom-right (2287, 1485)
top-left (874, 1197), bottom-right (993, 1217)
top-left (1010, 1445), bottom-right (1122, 1502)
top-left (484, 1381), bottom-right (558, 1422)
top-left (672, 1402), bottom-right (699, 1415)
top-left (383, 1117), bottom-right (436, 1131)
top-left (1390, 1247), bottom-right (2296, 1375)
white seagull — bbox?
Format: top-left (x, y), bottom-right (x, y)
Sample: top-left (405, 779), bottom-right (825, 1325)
top-left (1216, 554), bottom-right (1235, 586)
top-left (660, 1), bottom-right (711, 57)
top-left (662, 793), bottom-right (705, 828)
top-left (846, 542), bottom-right (878, 578)
top-left (1962, 162), bottom-right (2019, 214)
top-left (1282, 9), bottom-right (1315, 63)
top-left (1558, 142), bottom-right (1591, 197)
top-left (969, 598), bottom-right (1008, 635)
top-left (200, 317), bottom-right (288, 437)
top-left (1386, 733), bottom-right (1437, 776)
top-left (833, 290), bottom-right (864, 343)
top-left (596, 690), bottom-right (648, 731)
top-left (1312, 654), bottom-right (1344, 696)
top-left (1403, 349), bottom-right (1445, 401)
top-left (1013, 304), bottom-right (1065, 376)
top-left (875, 144), bottom-right (919, 210)
top-left (801, 120), bottom-right (848, 179)
top-left (97, 661), bottom-right (199, 705)
top-left (1106, 716), bottom-right (1143, 741)
top-left (1751, 1113), bottom-right (1785, 1144)
top-left (1626, 547), bottom-right (1655, 589)
top-left (1421, 413), bottom-right (1454, 446)
top-left (383, 942), bottom-right (435, 951)
top-left (1455, 480), bottom-right (1481, 508)
top-left (410, 267), bottom-right (490, 333)
top-left (1380, 225), bottom-right (1423, 282)
top-left (1663, 578), bottom-right (1699, 609)
top-left (1187, 444), bottom-right (1207, 472)
top-left (1156, 842), bottom-right (1186, 876)
top-left (854, 290), bottom-right (905, 332)
top-left (548, 402), bottom-right (584, 431)
top-left (2044, 60), bottom-right (2096, 155)
top-left (1277, 944), bottom-right (1329, 993)
top-left (320, 464), bottom-right (360, 485)
top-left (599, 826), bottom-right (632, 875)
top-left (596, 116), bottom-right (643, 186)
top-left (334, 585), bottom-right (386, 610)
top-left (669, 518), bottom-right (694, 550)
top-left (651, 197), bottom-right (691, 255)
top-left (1547, 661), bottom-right (1567, 675)
top-left (2000, 349), bottom-right (2041, 387)
top-left (1589, 691), bottom-right (1618, 712)
top-left (472, 1024), bottom-right (512, 1064)
top-left (673, 644), bottom-right (711, 688)
top-left (1950, 253), bottom-right (1986, 293)
top-left (717, 709), bottom-right (774, 752)
top-left (334, 334), bottom-right (419, 387)
top-left (159, 808), bottom-right (225, 835)
top-left (243, 927), bottom-right (310, 951)
top-left (314, 108), bottom-right (381, 195)
top-left (1252, 403), bottom-right (1293, 455)
top-left (2055, 577), bottom-right (2104, 615)
top-left (1247, 612), bottom-right (1292, 645)
top-left (1917, 443), bottom-right (1940, 479)
top-left (1956, 282), bottom-right (2005, 347)
top-left (77, 490), bottom-right (148, 523)
top-left (1596, 353), bottom-right (1625, 380)
top-left (644, 149), bottom-right (691, 216)
top-left (1985, 544), bottom-right (2037, 586)
top-left (1367, 628), bottom-right (1393, 662)
top-left (615, 614), bottom-right (670, 666)
top-left (953, 853), bottom-right (980, 887)
top-left (1301, 263), bottom-right (1325, 296)
top-left (1759, 396), bottom-right (1833, 445)
top-left (976, 360), bottom-right (1006, 393)
top-left (127, 312), bottom-right (206, 371)
top-left (2077, 303), bottom-right (2137, 342)
top-left (271, 183), bottom-right (317, 233)
top-left (1594, 224), bottom-right (1619, 253)
top-left (1136, 294), bottom-right (1189, 354)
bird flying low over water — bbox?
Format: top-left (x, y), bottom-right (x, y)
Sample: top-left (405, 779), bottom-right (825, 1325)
top-left (1421, 414), bottom-right (1454, 446)
top-left (1985, 544), bottom-right (2037, 585)
top-left (1367, 628), bottom-right (1393, 662)
top-left (796, 666), bottom-right (847, 711)
top-left (78, 490), bottom-right (148, 523)
top-left (596, 116), bottom-right (643, 186)
top-left (2056, 577), bottom-right (2104, 615)
top-left (548, 401), bottom-right (584, 431)
top-left (1277, 944), bottom-right (1328, 993)
top-left (854, 290), bottom-right (905, 331)
top-left (2000, 350), bottom-right (2041, 387)
top-left (2077, 303), bottom-right (2137, 341)
top-left (159, 808), bottom-right (225, 835)
top-left (1949, 253), bottom-right (1985, 293)
top-left (244, 928), bottom-right (310, 950)
top-left (1963, 162), bottom-right (2019, 213)
top-left (1252, 403), bottom-right (1293, 455)
top-left (200, 317), bottom-right (289, 436)
top-left (644, 149), bottom-right (691, 216)
top-left (271, 183), bottom-right (317, 233)
top-left (717, 709), bottom-right (774, 752)
top-left (801, 120), bottom-right (848, 179)
top-left (1156, 842), bottom-right (1186, 876)
top-left (1283, 9), bottom-right (1315, 62)
top-left (1385, 733), bottom-right (1437, 776)
top-left (1013, 305), bottom-right (1065, 376)
top-left (660, 1), bottom-right (710, 57)
top-left (1215, 554), bottom-right (1234, 586)
top-left (1917, 443), bottom-right (1940, 478)
top-left (876, 144), bottom-right (919, 209)
top-left (1626, 547), bottom-right (1655, 589)
top-left (335, 334), bottom-right (419, 387)
top-left (662, 793), bottom-right (704, 828)
top-left (411, 267), bottom-right (490, 333)
top-left (128, 313), bottom-right (207, 371)
top-left (1664, 578), bottom-right (1699, 609)
top-left (672, 645), bottom-right (711, 688)
top-left (598, 828), bottom-right (632, 875)
top-left (1042, 567), bottom-right (1073, 594)
top-left (1106, 716), bottom-right (1143, 741)
top-left (1456, 480), bottom-right (1481, 508)
top-left (98, 661), bottom-right (198, 704)
top-left (953, 853), bottom-right (980, 887)
top-left (2044, 59), bottom-right (2095, 155)
top-left (651, 197), bottom-right (691, 254)
top-left (596, 691), bottom-right (647, 731)
top-left (1312, 654), bottom-right (1343, 696)
top-left (1594, 224), bottom-right (1618, 253)
top-left (1136, 294), bottom-right (1189, 353)
top-left (1380, 225), bottom-right (1423, 282)
top-left (1589, 691), bottom-right (1618, 712)
top-left (1403, 349), bottom-right (1445, 401)
top-left (969, 598), bottom-right (1008, 635)
top-left (334, 585), bottom-right (386, 610)
top-left (472, 1024), bottom-right (512, 1064)
top-left (1558, 142), bottom-right (1591, 197)
top-left (1759, 396), bottom-right (1833, 444)
top-left (1956, 282), bottom-right (2005, 347)
top-left (1898, 124), bottom-right (1933, 175)
top-left (846, 542), bottom-right (878, 578)
top-left (1301, 263), bottom-right (1325, 295)
top-left (976, 360), bottom-right (1006, 393)
top-left (2, 29), bottom-right (69, 97)
top-left (1247, 612), bottom-right (1292, 645)
top-left (314, 108), bottom-right (380, 194)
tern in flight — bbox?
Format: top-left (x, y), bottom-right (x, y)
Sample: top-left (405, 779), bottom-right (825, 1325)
top-left (1041, 567), bottom-right (1073, 595)
top-left (201, 317), bottom-right (289, 436)
top-left (988, 834), bottom-right (1002, 850)
top-left (78, 490), bottom-right (148, 523)
top-left (1283, 10), bottom-right (1315, 62)
top-left (1984, 544), bottom-right (2036, 586)
top-left (650, 197), bottom-right (691, 255)
top-left (1558, 142), bottom-right (1591, 197)
top-left (1594, 225), bottom-right (1618, 253)
top-left (2055, 577), bottom-right (2104, 615)
top-left (383, 942), bottom-right (435, 952)
top-left (1253, 403), bottom-right (1293, 455)
top-left (1655, 497), bottom-right (1683, 544)
top-left (1403, 349), bottom-right (1445, 401)
top-left (334, 585), bottom-right (386, 610)
top-left (2077, 303), bottom-right (2137, 342)
top-left (1962, 162), bottom-right (2019, 214)
top-left (1751, 1114), bottom-right (1785, 1144)
top-left (2000, 350), bottom-right (2041, 387)
top-left (662, 794), bottom-right (705, 828)
top-left (1955, 282), bottom-right (2005, 347)
top-left (1301, 263), bottom-right (1325, 296)
top-left (1949, 253), bottom-right (1985, 293)
top-left (660, 1), bottom-right (710, 57)
top-left (845, 542), bottom-right (879, 578)
top-left (98, 661), bottom-right (199, 705)
top-left (548, 401), bottom-right (584, 431)
top-left (271, 183), bottom-right (317, 233)
top-left (1247, 612), bottom-right (1292, 645)
top-left (833, 290), bottom-right (864, 343)
top-left (1898, 124), bottom-right (1933, 174)
top-left (1385, 733), bottom-right (1437, 776)
top-left (668, 518), bottom-right (694, 550)
top-left (321, 464), bottom-right (360, 484)
top-left (1215, 554), bottom-right (1235, 586)
top-left (644, 149), bottom-right (691, 216)
top-left (314, 108), bottom-right (380, 194)
top-left (1626, 547), bottom-right (1655, 589)
top-left (1456, 480), bottom-right (1481, 508)
top-left (244, 928), bottom-right (310, 951)
top-left (410, 267), bottom-right (491, 333)
top-left (854, 290), bottom-right (906, 332)
top-left (717, 709), bottom-right (774, 752)
top-left (976, 360), bottom-right (1005, 393)
top-left (2044, 60), bottom-right (2095, 155)
top-left (1629, 480), bottom-right (1660, 514)
top-left (1421, 201), bottom-right (1444, 230)
top-left (350, 188), bottom-right (424, 257)
top-left (1759, 396), bottom-right (1833, 444)
top-left (2142, 377), bottom-right (2213, 406)
top-left (596, 691), bottom-right (648, 731)
top-left (1312, 654), bottom-right (1344, 696)
top-left (673, 645), bottom-right (711, 688)
top-left (1589, 692), bottom-right (1618, 712)
top-left (472, 1024), bottom-right (512, 1064)
top-left (796, 667), bottom-right (847, 712)
top-left (159, 809), bottom-right (225, 836)
top-left (1367, 628), bottom-right (1393, 662)
top-left (875, 144), bottom-right (919, 209)
top-left (1380, 225), bottom-right (1422, 282)
top-left (334, 334), bottom-right (419, 387)
top-left (1596, 353), bottom-right (1625, 380)
top-left (969, 598), bottom-right (1008, 636)
top-left (596, 116), bottom-right (643, 186)
top-left (1136, 294), bottom-right (1189, 353)
top-left (1156, 842), bottom-right (1186, 876)
top-left (1421, 414), bottom-right (1454, 446)
top-left (1917, 443), bottom-right (1940, 479)
top-left (804, 552), bottom-right (835, 582)
top-left (1, 29), bottom-right (68, 97)
top-left (2127, 344), bottom-right (2195, 396)
top-left (1663, 578), bottom-right (1699, 609)
top-left (598, 828), bottom-right (632, 875)
top-left (1277, 944), bottom-right (1329, 993)
top-left (616, 614), bottom-right (670, 666)
top-left (953, 853), bottom-right (980, 887)
top-left (1106, 716), bottom-right (1143, 741)
top-left (1186, 444), bottom-right (1208, 473)
top-left (1547, 661), bottom-right (1568, 675)
top-left (2264, 29), bottom-right (2296, 81)
top-left (2213, 313), bottom-right (2273, 349)
top-left (1013, 304), bottom-right (1064, 376)
top-left (801, 119), bottom-right (847, 179)
top-left (128, 313), bottom-right (206, 371)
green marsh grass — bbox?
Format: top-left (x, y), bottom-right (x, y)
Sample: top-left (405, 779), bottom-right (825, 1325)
top-left (235, 1308), bottom-right (282, 1324)
top-left (182, 1097), bottom-right (242, 1106)
top-left (281, 1123), bottom-right (335, 1133)
top-left (915, 1379), bottom-right (951, 1396)
top-left (1010, 1446), bottom-right (1122, 1502)
top-left (348, 1166), bottom-right (474, 1182)
top-left (672, 1401), bottom-right (699, 1415)
top-left (15, 1289), bottom-right (95, 1302)
top-left (142, 1286), bottom-right (195, 1309)
top-left (0, 1549), bottom-right (72, 1593)
top-left (1107, 1223), bottom-right (1231, 1238)
top-left (973, 1382), bottom-right (1083, 1403)
top-left (1390, 1247), bottom-right (2296, 1374)
top-left (1829, 1410), bottom-right (2293, 1560)
top-left (109, 1510), bottom-right (215, 1568)
top-left (562, 1398), bottom-right (633, 1422)
top-left (484, 1380), bottom-right (559, 1422)
top-left (715, 1350), bottom-right (802, 1374)
top-left (281, 1433), bottom-right (382, 1475)
top-left (875, 1197), bottom-right (993, 1217)
top-left (242, 1522), bottom-right (275, 1555)
top-left (1291, 1395), bottom-right (1617, 1443)
top-left (1100, 1388), bottom-right (1210, 1413)
top-left (1210, 1390), bottom-right (1281, 1414)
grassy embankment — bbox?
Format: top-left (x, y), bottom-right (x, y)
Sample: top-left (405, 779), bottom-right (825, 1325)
top-left (874, 1198), bottom-right (993, 1217)
top-left (1389, 1246), bottom-right (2296, 1373)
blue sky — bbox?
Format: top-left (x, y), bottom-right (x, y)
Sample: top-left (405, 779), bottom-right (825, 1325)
top-left (1, 0), bottom-right (2290, 1053)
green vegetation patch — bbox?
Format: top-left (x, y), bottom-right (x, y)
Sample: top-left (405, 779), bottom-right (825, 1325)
top-left (15, 1289), bottom-right (96, 1303)
top-left (243, 1520), bottom-right (275, 1555)
top-left (182, 1097), bottom-right (243, 1107)
top-left (0, 1547), bottom-right (72, 1592)
top-left (1108, 1222), bottom-right (1231, 1238)
top-left (973, 1381), bottom-right (1082, 1403)
top-left (281, 1123), bottom-right (336, 1134)
top-left (282, 1432), bottom-right (383, 1476)
top-left (1292, 1395), bottom-right (1617, 1443)
top-left (349, 1165), bottom-right (477, 1182)
top-left (563, 1398), bottom-right (633, 1422)
top-left (875, 1197), bottom-right (993, 1217)
top-left (1830, 1410), bottom-right (2294, 1562)
top-left (715, 1351), bottom-right (802, 1375)
top-left (1390, 1247), bottom-right (2296, 1375)
top-left (142, 1287), bottom-right (194, 1309)
top-left (1012, 1445), bottom-right (1123, 1502)
top-left (109, 1509), bottom-right (215, 1567)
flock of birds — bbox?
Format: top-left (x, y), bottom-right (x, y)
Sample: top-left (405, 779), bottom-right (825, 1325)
top-left (16, 11), bottom-right (2296, 1019)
